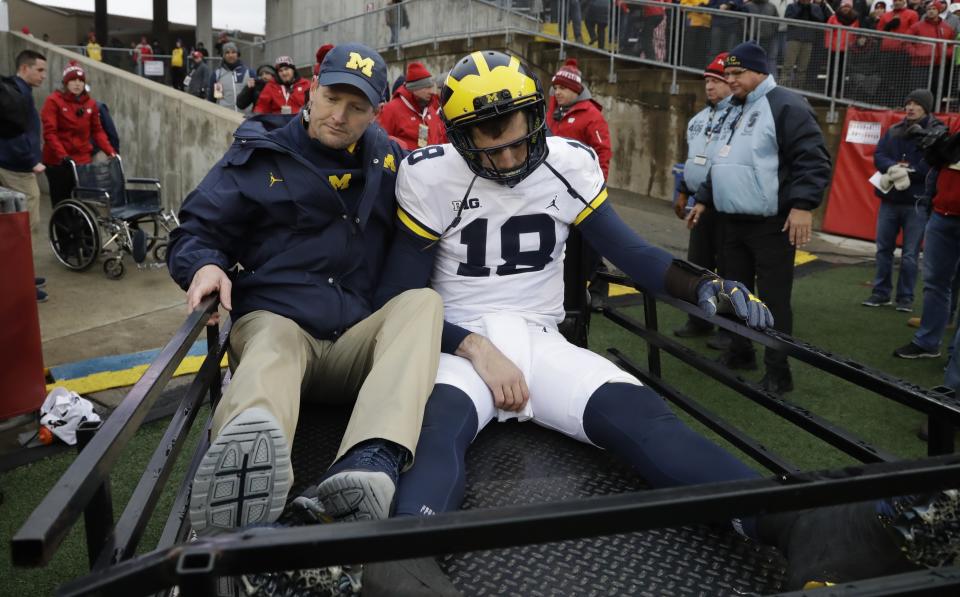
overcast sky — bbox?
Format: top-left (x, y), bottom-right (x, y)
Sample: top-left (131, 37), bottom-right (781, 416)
top-left (34, 0), bottom-right (265, 34)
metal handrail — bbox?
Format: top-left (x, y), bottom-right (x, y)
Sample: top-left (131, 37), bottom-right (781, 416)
top-left (55, 455), bottom-right (960, 596)
top-left (10, 297), bottom-right (224, 568)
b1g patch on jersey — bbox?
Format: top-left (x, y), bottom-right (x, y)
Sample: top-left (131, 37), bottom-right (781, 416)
top-left (452, 197), bottom-right (482, 211)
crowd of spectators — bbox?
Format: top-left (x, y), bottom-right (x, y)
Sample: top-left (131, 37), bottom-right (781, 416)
top-left (533, 0), bottom-right (959, 107)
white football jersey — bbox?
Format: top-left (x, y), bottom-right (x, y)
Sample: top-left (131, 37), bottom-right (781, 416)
top-left (396, 136), bottom-right (607, 327)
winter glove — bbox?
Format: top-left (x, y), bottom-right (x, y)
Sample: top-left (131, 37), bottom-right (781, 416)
top-left (879, 172), bottom-right (894, 190)
top-left (884, 17), bottom-right (900, 31)
top-left (887, 164), bottom-right (912, 190)
top-left (696, 278), bottom-right (775, 330)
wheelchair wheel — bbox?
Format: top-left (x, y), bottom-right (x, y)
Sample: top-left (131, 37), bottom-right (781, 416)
top-left (152, 242), bottom-right (168, 263)
top-left (49, 199), bottom-right (101, 271)
top-left (130, 214), bottom-right (159, 252)
top-left (103, 257), bottom-right (125, 280)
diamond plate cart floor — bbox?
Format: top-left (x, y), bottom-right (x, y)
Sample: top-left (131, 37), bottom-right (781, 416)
top-left (282, 405), bottom-right (787, 596)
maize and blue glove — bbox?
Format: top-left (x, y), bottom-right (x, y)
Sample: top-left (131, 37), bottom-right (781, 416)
top-left (696, 278), bottom-right (775, 330)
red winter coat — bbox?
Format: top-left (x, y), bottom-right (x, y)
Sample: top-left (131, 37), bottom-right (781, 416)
top-left (134, 43), bottom-right (154, 63)
top-left (906, 18), bottom-right (956, 66)
top-left (932, 168), bottom-right (960, 216)
top-left (546, 95), bottom-right (612, 179)
top-left (825, 15), bottom-right (859, 52)
top-left (377, 86), bottom-right (447, 151)
top-left (41, 89), bottom-right (115, 165)
top-left (876, 8), bottom-right (919, 52)
top-left (254, 77), bottom-right (311, 114)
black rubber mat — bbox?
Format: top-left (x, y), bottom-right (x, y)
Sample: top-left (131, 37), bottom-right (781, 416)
top-left (284, 406), bottom-right (786, 596)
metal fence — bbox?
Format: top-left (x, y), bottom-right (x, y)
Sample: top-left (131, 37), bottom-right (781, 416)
top-left (61, 45), bottom-right (224, 92)
top-left (252, 0), bottom-right (960, 115)
top-left (55, 1), bottom-right (960, 113)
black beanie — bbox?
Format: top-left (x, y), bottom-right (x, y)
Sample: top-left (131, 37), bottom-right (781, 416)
top-left (725, 41), bottom-right (769, 75)
top-left (906, 88), bottom-right (934, 114)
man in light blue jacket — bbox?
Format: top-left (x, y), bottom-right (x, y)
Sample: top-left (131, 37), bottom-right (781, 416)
top-left (673, 52), bottom-right (735, 339)
top-left (687, 41), bottom-right (831, 395)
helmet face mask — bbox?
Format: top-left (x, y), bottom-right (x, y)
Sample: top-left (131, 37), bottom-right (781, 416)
top-left (441, 51), bottom-right (548, 187)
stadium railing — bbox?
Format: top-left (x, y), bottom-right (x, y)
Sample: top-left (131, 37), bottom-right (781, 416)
top-left (60, 45), bottom-right (225, 88)
top-left (9, 280), bottom-right (960, 594)
top-left (254, 0), bottom-right (960, 115)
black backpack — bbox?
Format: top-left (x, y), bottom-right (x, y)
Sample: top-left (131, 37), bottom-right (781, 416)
top-left (0, 76), bottom-right (29, 139)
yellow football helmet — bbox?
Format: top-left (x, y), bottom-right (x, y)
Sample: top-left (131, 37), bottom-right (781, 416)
top-left (439, 50), bottom-right (547, 186)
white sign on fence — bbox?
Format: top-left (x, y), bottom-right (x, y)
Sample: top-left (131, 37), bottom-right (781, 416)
top-left (845, 121), bottom-right (882, 145)
top-left (144, 60), bottom-right (165, 77)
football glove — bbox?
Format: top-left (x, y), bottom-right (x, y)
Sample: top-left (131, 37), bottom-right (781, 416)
top-left (696, 278), bottom-right (774, 330)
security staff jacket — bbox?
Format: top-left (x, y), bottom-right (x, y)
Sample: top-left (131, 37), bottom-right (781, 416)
top-left (168, 114), bottom-right (406, 340)
top-left (695, 76), bottom-right (831, 217)
top-left (679, 94), bottom-right (733, 197)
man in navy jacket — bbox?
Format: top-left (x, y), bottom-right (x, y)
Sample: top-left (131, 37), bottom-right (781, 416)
top-left (0, 50), bottom-right (48, 302)
top-left (864, 89), bottom-right (938, 314)
top-left (167, 43), bottom-right (443, 536)
top-left (0, 50), bottom-right (46, 237)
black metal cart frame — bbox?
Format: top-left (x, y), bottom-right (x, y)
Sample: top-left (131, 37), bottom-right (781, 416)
top-left (11, 280), bottom-right (960, 596)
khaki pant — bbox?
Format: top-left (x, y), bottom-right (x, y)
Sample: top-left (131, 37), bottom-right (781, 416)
top-left (783, 41), bottom-right (812, 86)
top-left (0, 167), bottom-right (41, 236)
top-left (213, 288), bottom-right (443, 484)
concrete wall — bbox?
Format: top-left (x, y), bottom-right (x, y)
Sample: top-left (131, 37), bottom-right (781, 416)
top-left (264, 0), bottom-right (538, 69)
top-left (4, 31), bottom-right (243, 210)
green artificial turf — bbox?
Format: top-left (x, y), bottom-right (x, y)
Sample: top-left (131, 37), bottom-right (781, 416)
top-left (0, 406), bottom-right (208, 597)
top-left (589, 262), bottom-right (954, 471)
top-left (1, 262), bottom-right (957, 594)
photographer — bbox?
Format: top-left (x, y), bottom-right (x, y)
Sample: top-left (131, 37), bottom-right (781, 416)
top-left (863, 89), bottom-right (938, 315)
top-left (893, 115), bottom-right (960, 361)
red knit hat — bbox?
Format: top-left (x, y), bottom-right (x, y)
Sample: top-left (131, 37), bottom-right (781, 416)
top-left (405, 62), bottom-right (432, 84)
top-left (313, 44), bottom-right (334, 77)
top-left (62, 61), bottom-right (86, 85)
top-left (704, 52), bottom-right (729, 82)
top-left (930, 0), bottom-right (946, 11)
top-left (552, 58), bottom-right (583, 94)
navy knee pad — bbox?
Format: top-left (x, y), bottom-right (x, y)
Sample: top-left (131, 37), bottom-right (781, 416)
top-left (393, 384), bottom-right (478, 517)
top-left (583, 382), bottom-right (759, 488)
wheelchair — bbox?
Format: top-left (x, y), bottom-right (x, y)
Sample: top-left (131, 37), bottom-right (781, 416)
top-left (47, 156), bottom-right (179, 280)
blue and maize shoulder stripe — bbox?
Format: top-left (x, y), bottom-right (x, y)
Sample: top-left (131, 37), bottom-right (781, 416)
top-left (573, 187), bottom-right (608, 226)
top-left (397, 206), bottom-right (441, 241)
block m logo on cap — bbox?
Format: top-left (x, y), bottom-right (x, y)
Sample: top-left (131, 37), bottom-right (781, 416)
top-left (345, 52), bottom-right (374, 77)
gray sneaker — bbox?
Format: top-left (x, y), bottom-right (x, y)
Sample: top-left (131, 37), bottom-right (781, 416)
top-left (189, 407), bottom-right (291, 535)
top-left (315, 440), bottom-right (406, 522)
top-left (862, 294), bottom-right (892, 307)
top-left (896, 300), bottom-right (914, 313)
top-left (893, 342), bottom-right (941, 359)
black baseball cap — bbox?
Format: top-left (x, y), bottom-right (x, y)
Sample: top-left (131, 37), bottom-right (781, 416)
top-left (317, 43), bottom-right (387, 106)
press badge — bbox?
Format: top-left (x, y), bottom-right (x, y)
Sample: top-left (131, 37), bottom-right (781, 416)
top-left (213, 82), bottom-right (224, 99)
top-left (693, 154), bottom-right (708, 166)
top-left (717, 145), bottom-right (731, 158)
top-left (281, 105), bottom-right (292, 115)
top-left (418, 123), bottom-right (429, 148)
